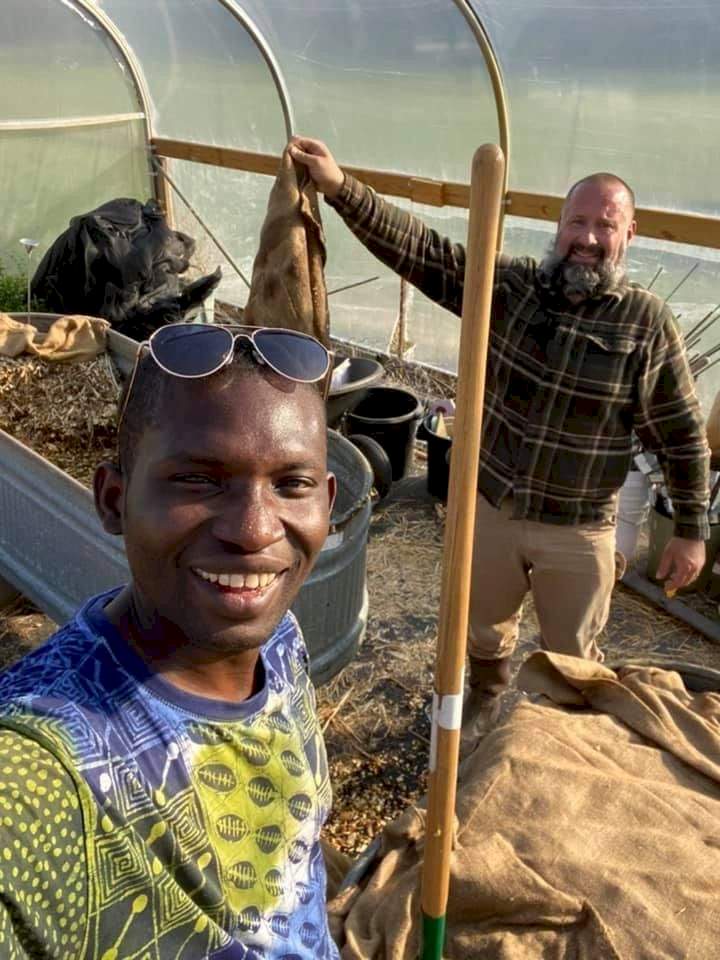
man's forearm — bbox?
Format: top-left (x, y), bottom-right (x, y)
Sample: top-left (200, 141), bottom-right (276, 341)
top-left (326, 173), bottom-right (466, 315)
top-left (663, 452), bottom-right (711, 540)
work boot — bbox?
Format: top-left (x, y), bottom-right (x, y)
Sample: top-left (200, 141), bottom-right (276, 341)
top-left (460, 656), bottom-right (512, 752)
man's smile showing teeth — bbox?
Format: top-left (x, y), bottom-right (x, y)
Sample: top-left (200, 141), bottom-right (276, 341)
top-left (192, 568), bottom-right (279, 590)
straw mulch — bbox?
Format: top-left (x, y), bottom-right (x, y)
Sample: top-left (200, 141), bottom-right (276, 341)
top-left (318, 492), bottom-right (444, 853)
top-left (0, 596), bottom-right (55, 668)
top-left (0, 354), bottom-right (121, 485)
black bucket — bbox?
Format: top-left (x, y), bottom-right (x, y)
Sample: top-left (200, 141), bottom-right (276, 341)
top-left (346, 386), bottom-right (422, 481)
top-left (424, 412), bottom-right (453, 500)
top-left (325, 356), bottom-right (384, 428)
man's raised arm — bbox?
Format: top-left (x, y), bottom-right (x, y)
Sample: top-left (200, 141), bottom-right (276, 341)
top-left (290, 136), bottom-right (468, 315)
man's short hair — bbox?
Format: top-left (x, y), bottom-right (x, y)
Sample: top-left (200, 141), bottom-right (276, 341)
top-left (565, 173), bottom-right (636, 216)
top-left (117, 342), bottom-right (325, 473)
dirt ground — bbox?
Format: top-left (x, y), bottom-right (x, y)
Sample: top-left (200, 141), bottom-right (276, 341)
top-left (3, 470), bottom-right (719, 857)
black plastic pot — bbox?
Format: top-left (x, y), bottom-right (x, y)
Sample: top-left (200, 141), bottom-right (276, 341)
top-left (423, 412), bottom-right (453, 500)
top-left (326, 356), bottom-right (385, 428)
top-left (346, 386), bottom-right (423, 481)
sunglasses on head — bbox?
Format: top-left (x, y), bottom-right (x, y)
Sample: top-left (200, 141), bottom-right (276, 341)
top-left (118, 323), bottom-right (332, 430)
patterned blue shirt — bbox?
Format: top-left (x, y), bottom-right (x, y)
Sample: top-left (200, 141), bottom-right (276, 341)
top-left (0, 589), bottom-right (338, 959)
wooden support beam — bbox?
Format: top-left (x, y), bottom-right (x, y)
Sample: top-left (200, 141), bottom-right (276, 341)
top-left (152, 139), bottom-right (280, 177)
top-left (151, 137), bottom-right (471, 208)
top-left (152, 138), bottom-right (720, 250)
top-left (152, 155), bottom-right (176, 228)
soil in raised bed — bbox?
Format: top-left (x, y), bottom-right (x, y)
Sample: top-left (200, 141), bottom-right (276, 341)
top-left (0, 354), bottom-right (121, 486)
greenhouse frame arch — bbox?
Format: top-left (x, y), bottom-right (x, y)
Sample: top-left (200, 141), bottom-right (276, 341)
top-left (2, 0), bottom-right (719, 377)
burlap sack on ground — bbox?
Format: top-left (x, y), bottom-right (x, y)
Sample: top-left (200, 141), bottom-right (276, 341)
top-left (330, 651), bottom-right (720, 959)
top-left (243, 147), bottom-right (330, 345)
top-left (0, 314), bottom-right (109, 361)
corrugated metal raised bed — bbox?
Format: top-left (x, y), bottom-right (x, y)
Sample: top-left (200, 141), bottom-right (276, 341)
top-left (0, 326), bottom-right (371, 684)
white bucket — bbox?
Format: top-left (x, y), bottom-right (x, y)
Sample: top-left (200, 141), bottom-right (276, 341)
top-left (616, 471), bottom-right (651, 563)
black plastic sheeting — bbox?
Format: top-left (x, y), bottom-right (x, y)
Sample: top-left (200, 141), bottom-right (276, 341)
top-left (31, 198), bottom-right (221, 341)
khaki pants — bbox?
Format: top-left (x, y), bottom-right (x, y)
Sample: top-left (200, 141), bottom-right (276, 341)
top-left (468, 495), bottom-right (616, 663)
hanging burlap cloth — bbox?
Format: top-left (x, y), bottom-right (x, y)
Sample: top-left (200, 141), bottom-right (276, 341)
top-left (243, 146), bottom-right (330, 345)
top-left (329, 651), bottom-right (720, 959)
top-left (0, 314), bottom-right (109, 362)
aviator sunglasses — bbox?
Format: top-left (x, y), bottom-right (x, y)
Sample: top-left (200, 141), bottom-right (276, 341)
top-left (118, 322), bottom-right (332, 429)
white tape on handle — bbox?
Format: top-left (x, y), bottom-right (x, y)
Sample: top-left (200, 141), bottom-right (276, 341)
top-left (428, 676), bottom-right (465, 772)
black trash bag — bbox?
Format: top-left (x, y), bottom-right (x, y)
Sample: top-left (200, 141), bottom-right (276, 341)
top-left (31, 198), bottom-right (222, 341)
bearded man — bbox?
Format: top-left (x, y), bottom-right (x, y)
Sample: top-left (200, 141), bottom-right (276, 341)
top-left (290, 137), bottom-right (710, 737)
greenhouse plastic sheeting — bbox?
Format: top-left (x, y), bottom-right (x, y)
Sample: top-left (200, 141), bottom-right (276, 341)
top-left (471, 0), bottom-right (720, 217)
top-left (94, 0), bottom-right (720, 218)
top-left (0, 0), bottom-right (139, 120)
top-left (98, 0), bottom-right (287, 150)
top-left (2, 0), bottom-right (720, 376)
top-left (0, 0), bottom-right (151, 266)
top-left (3, 1), bottom-right (720, 213)
top-left (1, 121), bottom-right (149, 263)
top-left (223, 0), bottom-right (499, 183)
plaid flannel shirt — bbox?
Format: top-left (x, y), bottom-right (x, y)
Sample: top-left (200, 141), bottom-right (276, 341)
top-left (328, 174), bottom-right (710, 539)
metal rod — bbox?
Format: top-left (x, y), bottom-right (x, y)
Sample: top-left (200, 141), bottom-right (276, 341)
top-left (683, 303), bottom-right (720, 343)
top-left (685, 314), bottom-right (720, 349)
top-left (450, 1), bottom-right (510, 248)
top-left (213, 0), bottom-right (295, 140)
top-left (153, 159), bottom-right (251, 289)
top-left (710, 474), bottom-right (720, 509)
top-left (327, 276), bottom-right (380, 297)
top-left (73, 0), bottom-right (156, 200)
top-left (663, 261), bottom-right (700, 304)
top-left (686, 329), bottom-right (720, 353)
top-left (645, 266), bottom-right (664, 291)
top-left (695, 355), bottom-right (720, 378)
top-left (694, 341), bottom-right (720, 363)
top-left (684, 308), bottom-right (720, 350)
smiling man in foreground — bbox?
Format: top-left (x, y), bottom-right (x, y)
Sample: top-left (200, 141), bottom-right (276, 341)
top-left (0, 323), bottom-right (339, 958)
top-left (290, 137), bottom-right (710, 738)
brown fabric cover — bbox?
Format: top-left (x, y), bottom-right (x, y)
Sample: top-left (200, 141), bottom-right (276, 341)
top-left (322, 837), bottom-right (353, 902)
top-left (243, 147), bottom-right (330, 345)
top-left (330, 651), bottom-right (720, 958)
top-left (0, 314), bottom-right (109, 362)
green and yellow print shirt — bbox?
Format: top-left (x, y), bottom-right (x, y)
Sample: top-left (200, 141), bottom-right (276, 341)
top-left (0, 589), bottom-right (338, 960)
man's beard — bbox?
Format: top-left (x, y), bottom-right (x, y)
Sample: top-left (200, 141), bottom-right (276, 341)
top-left (537, 241), bottom-right (627, 301)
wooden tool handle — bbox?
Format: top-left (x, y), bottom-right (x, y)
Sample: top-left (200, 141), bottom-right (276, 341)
top-left (420, 144), bottom-right (506, 954)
